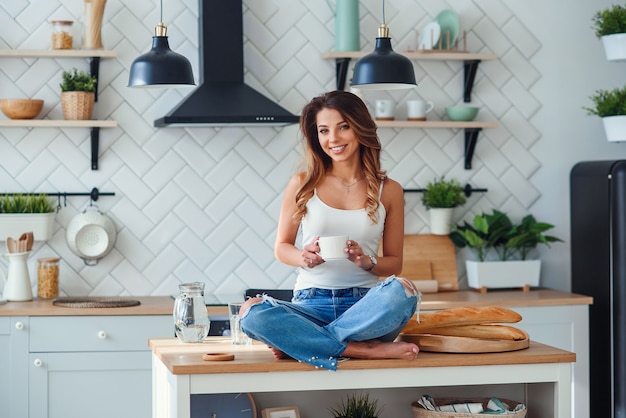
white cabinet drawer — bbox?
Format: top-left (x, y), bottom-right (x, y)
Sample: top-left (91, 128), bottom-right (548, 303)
top-left (30, 315), bottom-right (173, 352)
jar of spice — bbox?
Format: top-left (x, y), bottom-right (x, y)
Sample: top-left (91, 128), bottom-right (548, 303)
top-left (37, 257), bottom-right (60, 299)
top-left (50, 20), bottom-right (74, 50)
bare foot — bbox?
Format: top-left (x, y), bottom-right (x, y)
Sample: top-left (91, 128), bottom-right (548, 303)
top-left (341, 340), bottom-right (419, 360)
top-left (268, 346), bottom-right (292, 360)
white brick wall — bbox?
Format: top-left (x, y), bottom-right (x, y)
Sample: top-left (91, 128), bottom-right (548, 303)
top-left (0, 0), bottom-right (622, 299)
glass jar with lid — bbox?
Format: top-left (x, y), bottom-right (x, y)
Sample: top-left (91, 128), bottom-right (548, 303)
top-left (37, 257), bottom-right (60, 299)
top-left (51, 20), bottom-right (74, 50)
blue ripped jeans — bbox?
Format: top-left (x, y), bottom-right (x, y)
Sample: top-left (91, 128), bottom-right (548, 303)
top-left (240, 276), bottom-right (420, 370)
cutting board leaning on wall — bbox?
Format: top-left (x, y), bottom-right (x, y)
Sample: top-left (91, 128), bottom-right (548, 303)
top-left (380, 234), bottom-right (459, 292)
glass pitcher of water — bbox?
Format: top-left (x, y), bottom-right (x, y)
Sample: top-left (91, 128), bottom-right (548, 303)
top-left (173, 282), bottom-right (210, 343)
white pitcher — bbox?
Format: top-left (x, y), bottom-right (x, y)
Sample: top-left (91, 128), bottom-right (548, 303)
top-left (0, 251), bottom-right (33, 301)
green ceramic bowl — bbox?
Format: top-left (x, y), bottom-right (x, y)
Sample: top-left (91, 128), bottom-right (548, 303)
top-left (445, 106), bottom-right (479, 121)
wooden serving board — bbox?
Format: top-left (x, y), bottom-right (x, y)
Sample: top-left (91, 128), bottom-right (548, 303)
top-left (399, 334), bottom-right (530, 353)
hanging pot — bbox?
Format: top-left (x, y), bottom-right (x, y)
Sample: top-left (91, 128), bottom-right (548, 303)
top-left (66, 204), bottom-right (116, 265)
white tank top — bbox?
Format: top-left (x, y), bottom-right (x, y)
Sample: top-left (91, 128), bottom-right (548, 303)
top-left (294, 185), bottom-right (386, 290)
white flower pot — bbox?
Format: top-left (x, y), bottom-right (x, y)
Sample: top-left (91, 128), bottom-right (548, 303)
top-left (466, 259), bottom-right (541, 290)
top-left (0, 213), bottom-right (56, 241)
top-left (429, 208), bottom-right (454, 235)
top-left (602, 116), bottom-right (626, 142)
top-left (602, 33), bottom-right (626, 61)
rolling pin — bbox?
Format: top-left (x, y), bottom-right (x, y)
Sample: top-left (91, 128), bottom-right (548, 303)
top-left (411, 280), bottom-right (439, 293)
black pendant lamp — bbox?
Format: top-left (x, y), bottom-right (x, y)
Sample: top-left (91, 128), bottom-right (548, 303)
top-left (128, 0), bottom-right (195, 88)
top-left (351, 1), bottom-right (417, 90)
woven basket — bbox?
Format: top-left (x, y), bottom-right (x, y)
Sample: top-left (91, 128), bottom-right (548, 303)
top-left (61, 91), bottom-right (94, 120)
top-left (411, 398), bottom-right (526, 418)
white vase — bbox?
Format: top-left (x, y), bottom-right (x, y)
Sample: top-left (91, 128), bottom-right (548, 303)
top-left (602, 116), bottom-right (626, 142)
top-left (429, 208), bottom-right (454, 235)
top-left (0, 213), bottom-right (56, 241)
top-left (466, 259), bottom-right (541, 290)
top-left (602, 33), bottom-right (626, 61)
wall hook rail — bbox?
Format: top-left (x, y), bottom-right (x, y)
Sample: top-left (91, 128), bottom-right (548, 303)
top-left (0, 188), bottom-right (115, 211)
top-left (403, 184), bottom-right (488, 198)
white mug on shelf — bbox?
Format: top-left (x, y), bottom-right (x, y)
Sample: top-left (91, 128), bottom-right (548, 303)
top-left (407, 100), bottom-right (435, 121)
top-left (375, 99), bottom-right (395, 120)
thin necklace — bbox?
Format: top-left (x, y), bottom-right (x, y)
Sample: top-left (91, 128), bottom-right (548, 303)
top-left (331, 174), bottom-right (363, 194)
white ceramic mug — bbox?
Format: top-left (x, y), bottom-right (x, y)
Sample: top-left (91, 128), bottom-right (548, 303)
top-left (317, 235), bottom-right (349, 260)
top-left (407, 100), bottom-right (435, 121)
top-left (375, 99), bottom-right (395, 120)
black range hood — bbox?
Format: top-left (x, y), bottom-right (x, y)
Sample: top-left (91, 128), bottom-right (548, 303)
top-left (154, 0), bottom-right (300, 127)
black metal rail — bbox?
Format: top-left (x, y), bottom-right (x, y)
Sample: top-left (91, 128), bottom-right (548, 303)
top-left (403, 184), bottom-right (488, 198)
top-left (0, 187), bottom-right (115, 210)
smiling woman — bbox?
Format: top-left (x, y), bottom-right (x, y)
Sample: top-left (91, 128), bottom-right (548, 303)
top-left (239, 90), bottom-right (420, 370)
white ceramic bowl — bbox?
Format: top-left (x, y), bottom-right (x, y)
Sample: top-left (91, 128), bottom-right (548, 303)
top-left (66, 206), bottom-right (116, 264)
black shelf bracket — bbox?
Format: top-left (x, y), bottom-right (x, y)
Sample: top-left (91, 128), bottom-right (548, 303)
top-left (89, 56), bottom-right (101, 102)
top-left (334, 58), bottom-right (352, 90)
top-left (403, 184), bottom-right (488, 198)
top-left (90, 127), bottom-right (100, 170)
top-left (463, 60), bottom-right (481, 102)
top-left (464, 128), bottom-right (482, 170)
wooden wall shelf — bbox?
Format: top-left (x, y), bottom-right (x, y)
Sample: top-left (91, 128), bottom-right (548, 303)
top-left (321, 50), bottom-right (498, 169)
top-left (0, 49), bottom-right (117, 170)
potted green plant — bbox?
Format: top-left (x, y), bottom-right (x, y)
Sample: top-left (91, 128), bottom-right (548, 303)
top-left (422, 176), bottom-right (467, 235)
top-left (0, 194), bottom-right (56, 241)
top-left (584, 85), bottom-right (626, 142)
top-left (592, 4), bottom-right (626, 61)
top-left (329, 393), bottom-right (382, 418)
top-left (60, 67), bottom-right (97, 120)
top-left (449, 209), bottom-right (563, 290)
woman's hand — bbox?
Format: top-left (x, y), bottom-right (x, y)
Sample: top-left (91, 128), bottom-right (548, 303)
top-left (301, 236), bottom-right (322, 268)
top-left (346, 240), bottom-right (373, 270)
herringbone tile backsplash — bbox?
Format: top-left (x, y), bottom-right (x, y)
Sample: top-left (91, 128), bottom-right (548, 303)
top-left (0, 0), bottom-right (542, 300)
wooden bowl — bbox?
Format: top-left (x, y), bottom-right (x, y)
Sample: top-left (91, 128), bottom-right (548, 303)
top-left (0, 99), bottom-right (44, 119)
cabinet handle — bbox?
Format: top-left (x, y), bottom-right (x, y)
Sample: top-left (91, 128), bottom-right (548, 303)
top-left (33, 358), bottom-right (43, 367)
top-left (15, 321), bottom-right (24, 330)
top-left (98, 330), bottom-right (107, 339)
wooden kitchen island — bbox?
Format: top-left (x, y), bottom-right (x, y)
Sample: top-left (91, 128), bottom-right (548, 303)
top-left (150, 337), bottom-right (575, 418)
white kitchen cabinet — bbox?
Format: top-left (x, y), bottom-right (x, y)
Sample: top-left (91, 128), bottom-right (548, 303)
top-left (514, 305), bottom-right (590, 418)
top-left (0, 314), bottom-right (172, 418)
top-left (27, 315), bottom-right (172, 418)
top-left (420, 302), bottom-right (590, 418)
top-left (0, 317), bottom-right (10, 417)
top-left (0, 317), bottom-right (29, 418)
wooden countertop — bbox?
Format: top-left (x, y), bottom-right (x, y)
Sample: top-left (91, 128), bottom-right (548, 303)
top-left (0, 296), bottom-right (175, 316)
top-left (0, 289), bottom-right (591, 316)
top-left (420, 288), bottom-right (592, 309)
top-left (149, 337), bottom-right (576, 375)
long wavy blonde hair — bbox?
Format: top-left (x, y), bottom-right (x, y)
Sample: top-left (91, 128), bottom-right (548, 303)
top-left (293, 90), bottom-right (387, 224)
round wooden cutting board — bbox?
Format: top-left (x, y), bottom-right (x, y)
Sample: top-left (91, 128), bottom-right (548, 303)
top-left (399, 334), bottom-right (530, 353)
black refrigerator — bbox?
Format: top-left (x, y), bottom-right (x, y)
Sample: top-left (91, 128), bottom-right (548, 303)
top-left (571, 160), bottom-right (626, 418)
